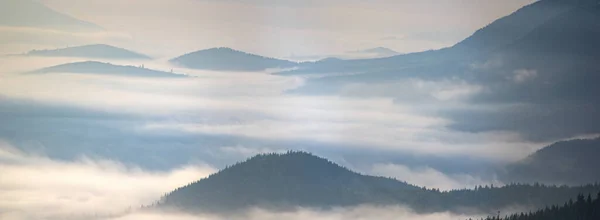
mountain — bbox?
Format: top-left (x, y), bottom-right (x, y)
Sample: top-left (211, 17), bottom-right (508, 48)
top-left (502, 138), bottom-right (600, 185)
top-left (26, 44), bottom-right (151, 60)
top-left (284, 0), bottom-right (598, 77)
top-left (464, 0), bottom-right (600, 106)
top-left (32, 61), bottom-right (186, 78)
top-left (170, 47), bottom-right (298, 72)
top-left (0, 0), bottom-right (102, 32)
top-left (283, 0), bottom-right (600, 142)
top-left (159, 152), bottom-right (426, 211)
top-left (157, 152), bottom-right (600, 214)
top-left (453, 0), bottom-right (600, 141)
top-left (453, 0), bottom-right (580, 53)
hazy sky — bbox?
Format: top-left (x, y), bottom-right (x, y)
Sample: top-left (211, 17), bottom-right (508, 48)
top-left (33, 0), bottom-right (535, 57)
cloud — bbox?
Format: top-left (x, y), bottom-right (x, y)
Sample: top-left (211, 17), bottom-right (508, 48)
top-left (512, 69), bottom-right (537, 83)
top-left (68, 206), bottom-right (478, 220)
top-left (0, 141), bottom-right (216, 220)
top-left (367, 163), bottom-right (501, 191)
top-left (0, 56), bottom-right (549, 164)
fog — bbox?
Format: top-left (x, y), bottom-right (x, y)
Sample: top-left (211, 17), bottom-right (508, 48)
top-left (0, 56), bottom-right (546, 164)
top-left (106, 207), bottom-right (478, 220)
top-left (0, 141), bottom-right (215, 220)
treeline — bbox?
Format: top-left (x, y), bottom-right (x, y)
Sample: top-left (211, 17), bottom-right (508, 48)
top-left (474, 192), bottom-right (600, 220)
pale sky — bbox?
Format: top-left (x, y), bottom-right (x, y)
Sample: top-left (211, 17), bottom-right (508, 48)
top-left (36, 0), bottom-right (536, 58)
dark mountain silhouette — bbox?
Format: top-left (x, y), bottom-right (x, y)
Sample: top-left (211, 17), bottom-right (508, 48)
top-left (0, 0), bottom-right (102, 32)
top-left (450, 0), bottom-right (600, 141)
top-left (453, 0), bottom-right (580, 54)
top-left (26, 44), bottom-right (151, 60)
top-left (170, 47), bottom-right (298, 72)
top-left (157, 152), bottom-right (600, 214)
top-left (32, 61), bottom-right (186, 78)
top-left (502, 138), bottom-right (600, 186)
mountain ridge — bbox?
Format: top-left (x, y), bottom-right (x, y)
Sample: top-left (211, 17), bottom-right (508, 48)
top-left (32, 61), bottom-right (186, 78)
top-left (170, 47), bottom-right (298, 72)
top-left (26, 44), bottom-right (151, 60)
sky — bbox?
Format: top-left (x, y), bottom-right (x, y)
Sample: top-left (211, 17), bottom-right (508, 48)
top-left (3, 0), bottom-right (535, 58)
top-left (3, 0), bottom-right (593, 219)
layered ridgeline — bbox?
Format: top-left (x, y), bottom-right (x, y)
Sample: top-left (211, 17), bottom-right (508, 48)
top-left (0, 0), bottom-right (102, 32)
top-left (32, 61), bottom-right (186, 78)
top-left (502, 138), bottom-right (600, 186)
top-left (156, 152), bottom-right (600, 214)
top-left (284, 0), bottom-right (600, 77)
top-left (26, 44), bottom-right (151, 60)
top-left (170, 47), bottom-right (298, 71)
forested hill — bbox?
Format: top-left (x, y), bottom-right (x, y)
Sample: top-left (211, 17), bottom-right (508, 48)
top-left (475, 192), bottom-right (600, 220)
top-left (156, 152), bottom-right (600, 214)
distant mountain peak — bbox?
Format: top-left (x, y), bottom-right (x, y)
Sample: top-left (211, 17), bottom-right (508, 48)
top-left (170, 47), bottom-right (297, 72)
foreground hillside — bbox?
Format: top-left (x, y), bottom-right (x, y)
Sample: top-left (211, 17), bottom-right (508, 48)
top-left (157, 152), bottom-right (600, 214)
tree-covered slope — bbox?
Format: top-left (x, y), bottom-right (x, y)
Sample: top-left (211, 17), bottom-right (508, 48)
top-left (159, 152), bottom-right (429, 211)
top-left (475, 192), bottom-right (600, 220)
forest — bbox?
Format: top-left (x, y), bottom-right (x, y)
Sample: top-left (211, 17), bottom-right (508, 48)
top-left (475, 192), bottom-right (600, 220)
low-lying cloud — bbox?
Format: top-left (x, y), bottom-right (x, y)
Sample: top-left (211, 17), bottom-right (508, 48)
top-left (108, 206), bottom-right (478, 220)
top-left (0, 141), bottom-right (216, 220)
top-left (0, 55), bottom-right (549, 167)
